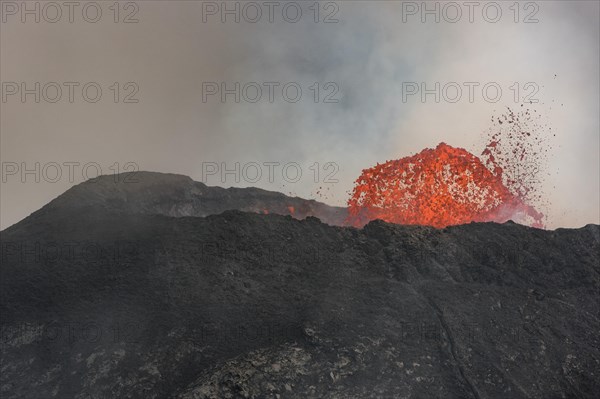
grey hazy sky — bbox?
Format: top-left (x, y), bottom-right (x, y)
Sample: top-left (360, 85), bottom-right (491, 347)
top-left (1, 1), bottom-right (599, 229)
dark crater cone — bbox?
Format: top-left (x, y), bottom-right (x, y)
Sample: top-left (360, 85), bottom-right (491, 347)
top-left (1, 172), bottom-right (598, 398)
top-left (20, 171), bottom-right (347, 227)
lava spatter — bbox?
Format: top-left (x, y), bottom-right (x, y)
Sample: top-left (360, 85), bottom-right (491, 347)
top-left (347, 143), bottom-right (544, 228)
top-left (481, 106), bottom-right (551, 212)
top-left (347, 108), bottom-right (550, 229)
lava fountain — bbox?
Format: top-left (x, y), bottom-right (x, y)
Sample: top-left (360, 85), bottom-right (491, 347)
top-left (347, 108), bottom-right (549, 229)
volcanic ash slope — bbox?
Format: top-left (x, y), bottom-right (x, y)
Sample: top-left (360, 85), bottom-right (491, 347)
top-left (1, 172), bottom-right (598, 399)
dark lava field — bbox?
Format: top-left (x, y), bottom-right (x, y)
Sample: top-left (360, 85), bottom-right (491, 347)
top-left (1, 172), bottom-right (598, 398)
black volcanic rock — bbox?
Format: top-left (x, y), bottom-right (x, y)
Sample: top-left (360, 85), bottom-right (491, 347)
top-left (1, 173), bottom-right (599, 399)
top-left (27, 171), bottom-right (347, 226)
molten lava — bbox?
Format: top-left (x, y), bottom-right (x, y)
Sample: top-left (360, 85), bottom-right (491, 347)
top-left (347, 142), bottom-right (544, 228)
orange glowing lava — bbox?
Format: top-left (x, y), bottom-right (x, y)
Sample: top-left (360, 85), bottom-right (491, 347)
top-left (347, 142), bottom-right (544, 228)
